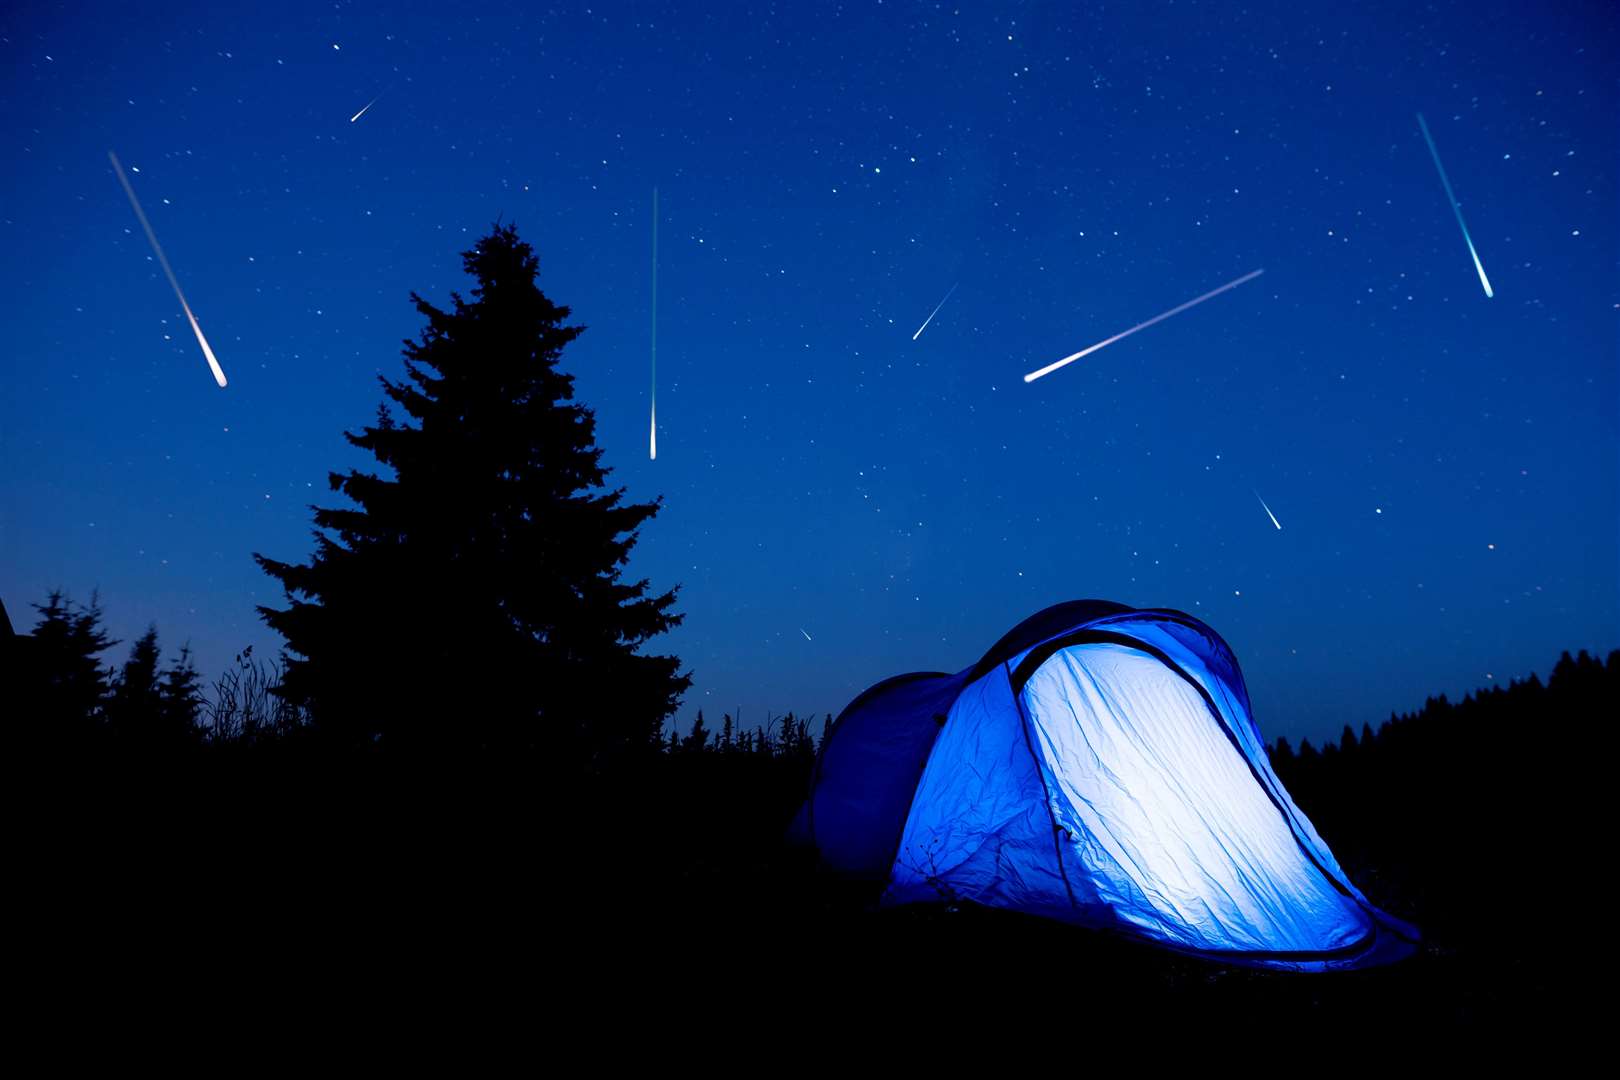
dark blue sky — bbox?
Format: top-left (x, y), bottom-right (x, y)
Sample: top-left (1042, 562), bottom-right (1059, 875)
top-left (3, 1), bottom-right (1615, 746)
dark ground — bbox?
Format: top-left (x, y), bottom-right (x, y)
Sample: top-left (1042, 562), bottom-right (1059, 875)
top-left (17, 651), bottom-right (1608, 1042)
top-left (25, 742), bottom-right (1582, 1041)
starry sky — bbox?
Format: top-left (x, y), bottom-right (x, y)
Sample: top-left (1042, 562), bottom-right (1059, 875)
top-left (2, 1), bottom-right (1615, 747)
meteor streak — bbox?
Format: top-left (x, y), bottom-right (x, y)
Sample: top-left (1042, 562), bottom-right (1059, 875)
top-left (1254, 490), bottom-right (1282, 531)
top-left (108, 151), bottom-right (228, 388)
top-left (800, 628), bottom-right (813, 642)
top-left (649, 187), bottom-right (658, 460)
top-left (1024, 268), bottom-right (1265, 384)
top-left (912, 282), bottom-right (958, 341)
top-left (1416, 113), bottom-right (1493, 299)
top-left (349, 94), bottom-right (383, 123)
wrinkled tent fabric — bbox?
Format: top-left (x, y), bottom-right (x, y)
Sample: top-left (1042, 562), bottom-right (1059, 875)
top-left (794, 600), bottom-right (1419, 971)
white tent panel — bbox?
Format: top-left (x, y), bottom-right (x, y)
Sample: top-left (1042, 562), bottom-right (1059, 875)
top-left (1023, 643), bottom-right (1370, 954)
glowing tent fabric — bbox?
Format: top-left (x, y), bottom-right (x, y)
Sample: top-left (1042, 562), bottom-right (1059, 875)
top-left (797, 600), bottom-right (1418, 970)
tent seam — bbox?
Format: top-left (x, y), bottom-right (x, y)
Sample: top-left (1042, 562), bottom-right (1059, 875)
top-left (1007, 659), bottom-right (1080, 913)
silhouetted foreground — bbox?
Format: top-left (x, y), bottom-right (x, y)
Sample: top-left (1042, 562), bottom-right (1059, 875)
top-left (7, 593), bottom-right (1607, 1032)
top-left (254, 224), bottom-right (690, 761)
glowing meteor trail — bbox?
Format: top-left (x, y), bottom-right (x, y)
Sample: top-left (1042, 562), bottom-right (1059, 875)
top-left (108, 151), bottom-right (228, 388)
top-left (1254, 490), bottom-right (1282, 531)
top-left (1024, 268), bottom-right (1265, 384)
top-left (649, 187), bottom-right (658, 460)
top-left (800, 628), bottom-right (813, 642)
top-left (912, 283), bottom-right (958, 341)
top-left (1416, 113), bottom-right (1494, 298)
top-left (349, 94), bottom-right (382, 123)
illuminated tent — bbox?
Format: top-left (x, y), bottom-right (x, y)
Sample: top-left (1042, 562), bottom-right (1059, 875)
top-left (794, 600), bottom-right (1418, 970)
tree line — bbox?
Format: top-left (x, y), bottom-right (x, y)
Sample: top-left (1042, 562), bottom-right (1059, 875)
top-left (7, 586), bottom-right (827, 763)
top-left (14, 574), bottom-right (1612, 808)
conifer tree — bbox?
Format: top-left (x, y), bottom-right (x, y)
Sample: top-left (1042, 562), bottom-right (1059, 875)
top-left (29, 590), bottom-right (116, 745)
top-left (255, 224), bottom-right (689, 759)
top-left (1338, 723), bottom-right (1359, 755)
top-left (106, 625), bottom-right (163, 745)
top-left (157, 644), bottom-right (204, 743)
top-left (682, 710), bottom-right (709, 754)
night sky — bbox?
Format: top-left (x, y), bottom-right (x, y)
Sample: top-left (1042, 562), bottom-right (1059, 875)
top-left (3, 2), bottom-right (1615, 747)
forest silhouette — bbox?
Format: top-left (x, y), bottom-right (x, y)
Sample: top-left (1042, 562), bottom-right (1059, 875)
top-left (4, 223), bottom-right (1608, 1032)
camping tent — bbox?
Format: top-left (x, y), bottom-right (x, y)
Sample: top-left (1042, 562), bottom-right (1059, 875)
top-left (794, 600), bottom-right (1418, 970)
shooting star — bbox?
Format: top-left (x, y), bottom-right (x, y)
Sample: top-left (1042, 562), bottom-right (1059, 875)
top-left (649, 187), bottom-right (658, 460)
top-left (108, 151), bottom-right (227, 388)
top-left (1024, 268), bottom-right (1265, 384)
top-left (1416, 113), bottom-right (1493, 299)
top-left (912, 282), bottom-right (958, 341)
top-left (1254, 490), bottom-right (1282, 531)
top-left (349, 92), bottom-right (384, 123)
top-left (800, 628), bottom-right (813, 642)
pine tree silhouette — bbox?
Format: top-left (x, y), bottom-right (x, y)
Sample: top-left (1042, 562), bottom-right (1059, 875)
top-left (106, 625), bottom-right (163, 745)
top-left (254, 223), bottom-right (690, 759)
top-left (157, 644), bottom-right (204, 744)
top-left (682, 710), bottom-right (710, 753)
top-left (1338, 723), bottom-right (1359, 756)
top-left (29, 590), bottom-right (116, 747)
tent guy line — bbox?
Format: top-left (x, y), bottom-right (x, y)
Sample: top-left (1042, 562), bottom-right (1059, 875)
top-left (108, 150), bottom-right (228, 388)
top-left (1024, 268), bottom-right (1265, 384)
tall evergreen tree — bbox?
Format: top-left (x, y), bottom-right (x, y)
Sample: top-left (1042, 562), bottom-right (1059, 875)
top-left (254, 223), bottom-right (689, 759)
top-left (106, 625), bottom-right (163, 745)
top-left (29, 590), bottom-right (116, 746)
top-left (1338, 723), bottom-right (1359, 756)
top-left (682, 710), bottom-right (709, 754)
top-left (157, 644), bottom-right (205, 744)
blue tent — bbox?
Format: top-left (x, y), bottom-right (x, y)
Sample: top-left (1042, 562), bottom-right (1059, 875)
top-left (796, 600), bottom-right (1419, 970)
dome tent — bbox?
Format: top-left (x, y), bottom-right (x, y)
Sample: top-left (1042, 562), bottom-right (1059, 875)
top-left (795, 600), bottom-right (1418, 971)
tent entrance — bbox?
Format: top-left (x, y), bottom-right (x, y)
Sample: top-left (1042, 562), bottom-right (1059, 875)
top-left (1020, 642), bottom-right (1371, 956)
